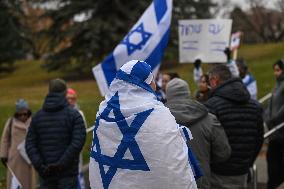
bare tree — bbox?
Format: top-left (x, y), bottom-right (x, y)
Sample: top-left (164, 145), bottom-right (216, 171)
top-left (275, 0), bottom-right (284, 11)
top-left (231, 0), bottom-right (284, 42)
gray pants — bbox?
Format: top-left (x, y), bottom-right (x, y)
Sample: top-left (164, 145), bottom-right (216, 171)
top-left (211, 173), bottom-right (248, 189)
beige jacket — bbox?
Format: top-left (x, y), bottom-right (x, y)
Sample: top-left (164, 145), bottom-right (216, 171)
top-left (0, 117), bottom-right (36, 189)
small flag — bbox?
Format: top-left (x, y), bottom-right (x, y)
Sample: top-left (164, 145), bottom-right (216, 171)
top-left (77, 172), bottom-right (86, 189)
top-left (93, 0), bottom-right (172, 96)
top-left (230, 31), bottom-right (242, 51)
top-left (8, 166), bottom-right (22, 189)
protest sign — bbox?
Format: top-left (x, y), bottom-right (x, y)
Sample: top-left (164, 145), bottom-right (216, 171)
top-left (179, 19), bottom-right (232, 63)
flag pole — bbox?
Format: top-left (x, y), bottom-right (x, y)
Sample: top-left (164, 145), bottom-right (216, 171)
top-left (233, 48), bottom-right (238, 60)
top-left (7, 165), bottom-right (23, 188)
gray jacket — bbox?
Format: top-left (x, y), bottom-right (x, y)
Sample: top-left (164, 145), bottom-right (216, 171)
top-left (165, 78), bottom-right (231, 189)
top-left (265, 73), bottom-right (284, 141)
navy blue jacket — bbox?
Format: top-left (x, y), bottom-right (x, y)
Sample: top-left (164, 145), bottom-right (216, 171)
top-left (25, 92), bottom-right (86, 177)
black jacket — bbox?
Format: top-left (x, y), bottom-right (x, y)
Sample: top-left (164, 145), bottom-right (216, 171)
top-left (25, 92), bottom-right (86, 178)
top-left (205, 78), bottom-right (264, 176)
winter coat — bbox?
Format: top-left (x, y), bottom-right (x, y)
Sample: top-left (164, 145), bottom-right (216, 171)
top-left (264, 73), bottom-right (284, 142)
top-left (0, 117), bottom-right (36, 189)
top-left (205, 78), bottom-right (264, 176)
top-left (25, 92), bottom-right (86, 178)
top-left (166, 78), bottom-right (231, 189)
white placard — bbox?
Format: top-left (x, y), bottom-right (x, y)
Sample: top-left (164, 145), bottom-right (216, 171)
top-left (178, 19), bottom-right (232, 63)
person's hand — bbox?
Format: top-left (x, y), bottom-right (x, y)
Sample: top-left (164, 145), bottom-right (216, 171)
top-left (45, 163), bottom-right (64, 175)
top-left (40, 164), bottom-right (50, 177)
top-left (1, 158), bottom-right (8, 167)
top-left (194, 59), bottom-right (202, 69)
top-left (224, 47), bottom-right (231, 61)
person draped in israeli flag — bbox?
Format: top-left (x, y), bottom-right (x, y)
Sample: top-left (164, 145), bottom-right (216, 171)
top-left (93, 0), bottom-right (172, 96)
top-left (89, 60), bottom-right (198, 189)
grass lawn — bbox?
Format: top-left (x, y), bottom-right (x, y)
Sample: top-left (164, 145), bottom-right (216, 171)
top-left (0, 42), bottom-right (283, 186)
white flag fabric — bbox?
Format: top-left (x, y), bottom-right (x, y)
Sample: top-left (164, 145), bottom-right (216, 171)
top-left (77, 154), bottom-right (86, 189)
top-left (8, 166), bottom-right (22, 189)
top-left (92, 0), bottom-right (172, 96)
top-left (77, 171), bottom-right (86, 189)
top-left (89, 60), bottom-right (197, 189)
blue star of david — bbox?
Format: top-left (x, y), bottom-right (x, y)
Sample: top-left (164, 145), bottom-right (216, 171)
top-left (121, 23), bottom-right (152, 56)
top-left (90, 92), bottom-right (153, 189)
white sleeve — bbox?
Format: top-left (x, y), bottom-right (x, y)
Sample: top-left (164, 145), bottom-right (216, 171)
top-left (247, 81), bottom-right (258, 100)
top-left (193, 67), bottom-right (203, 83)
top-left (227, 60), bottom-right (239, 78)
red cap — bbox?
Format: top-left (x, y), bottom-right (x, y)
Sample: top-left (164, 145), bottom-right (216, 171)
top-left (67, 88), bottom-right (77, 96)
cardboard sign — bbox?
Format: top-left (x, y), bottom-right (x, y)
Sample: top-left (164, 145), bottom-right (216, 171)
top-left (179, 19), bottom-right (232, 63)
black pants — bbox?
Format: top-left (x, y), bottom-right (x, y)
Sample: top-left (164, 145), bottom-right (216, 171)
top-left (40, 176), bottom-right (78, 189)
top-left (267, 141), bottom-right (284, 189)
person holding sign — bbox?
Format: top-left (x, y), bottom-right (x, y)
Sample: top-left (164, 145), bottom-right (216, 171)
top-left (223, 47), bottom-right (239, 78)
top-left (236, 59), bottom-right (258, 100)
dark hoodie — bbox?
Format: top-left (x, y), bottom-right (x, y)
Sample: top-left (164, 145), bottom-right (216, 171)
top-left (26, 92), bottom-right (86, 178)
top-left (166, 78), bottom-right (231, 189)
top-left (205, 78), bottom-right (264, 176)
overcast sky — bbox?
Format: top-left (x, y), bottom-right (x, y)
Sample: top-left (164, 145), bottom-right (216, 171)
top-left (228, 0), bottom-right (278, 9)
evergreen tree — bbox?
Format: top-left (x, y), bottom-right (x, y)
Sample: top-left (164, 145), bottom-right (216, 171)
top-left (31, 0), bottom-right (151, 74)
top-left (0, 1), bottom-right (30, 72)
top-left (30, 0), bottom-right (217, 74)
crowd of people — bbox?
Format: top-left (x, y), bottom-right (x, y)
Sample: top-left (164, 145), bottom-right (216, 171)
top-left (0, 56), bottom-right (284, 189)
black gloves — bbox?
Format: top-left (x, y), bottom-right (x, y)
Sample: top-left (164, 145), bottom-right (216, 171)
top-left (41, 163), bottom-right (64, 177)
top-left (194, 59), bottom-right (202, 69)
top-left (1, 157), bottom-right (8, 167)
top-left (47, 163), bottom-right (64, 172)
top-left (224, 47), bottom-right (231, 61)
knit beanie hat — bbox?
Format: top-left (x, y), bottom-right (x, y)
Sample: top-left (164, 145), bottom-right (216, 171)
top-left (49, 78), bottom-right (67, 93)
top-left (16, 99), bottom-right (29, 113)
top-left (166, 78), bottom-right (191, 100)
top-left (67, 88), bottom-right (77, 96)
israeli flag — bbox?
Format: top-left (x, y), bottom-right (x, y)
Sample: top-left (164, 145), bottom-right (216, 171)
top-left (89, 60), bottom-right (198, 189)
top-left (179, 125), bottom-right (203, 179)
top-left (93, 0), bottom-right (172, 96)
